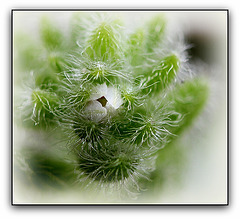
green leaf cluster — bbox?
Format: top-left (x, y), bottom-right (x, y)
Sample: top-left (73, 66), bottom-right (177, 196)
top-left (14, 13), bottom-right (209, 196)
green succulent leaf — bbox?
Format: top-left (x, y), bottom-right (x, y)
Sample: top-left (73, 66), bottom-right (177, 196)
top-left (70, 12), bottom-right (88, 48)
top-left (40, 16), bottom-right (65, 51)
top-left (14, 34), bottom-right (44, 74)
top-left (30, 89), bottom-right (59, 127)
top-left (15, 146), bottom-right (77, 189)
top-left (166, 78), bottom-right (209, 140)
top-left (84, 21), bottom-right (123, 63)
top-left (141, 54), bottom-right (180, 95)
top-left (126, 28), bottom-right (146, 67)
top-left (35, 71), bottom-right (60, 91)
top-left (145, 14), bottom-right (166, 52)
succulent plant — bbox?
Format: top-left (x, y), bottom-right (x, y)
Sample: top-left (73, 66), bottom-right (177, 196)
top-left (14, 12), bottom-right (209, 201)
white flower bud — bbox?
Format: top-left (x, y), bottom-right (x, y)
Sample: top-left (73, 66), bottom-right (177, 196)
top-left (84, 83), bottom-right (123, 122)
top-left (83, 100), bottom-right (107, 122)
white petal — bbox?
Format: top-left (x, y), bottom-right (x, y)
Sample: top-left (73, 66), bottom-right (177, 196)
top-left (105, 87), bottom-right (123, 109)
top-left (90, 83), bottom-right (108, 100)
top-left (83, 100), bottom-right (107, 122)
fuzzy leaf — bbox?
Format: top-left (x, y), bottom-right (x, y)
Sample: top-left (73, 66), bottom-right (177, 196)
top-left (76, 140), bottom-right (140, 183)
top-left (145, 15), bottom-right (166, 52)
top-left (166, 78), bottom-right (209, 140)
top-left (47, 51), bottom-right (68, 72)
top-left (127, 28), bottom-right (145, 67)
top-left (14, 34), bottom-right (43, 74)
top-left (40, 17), bottom-right (65, 51)
top-left (16, 146), bottom-right (77, 189)
top-left (35, 71), bottom-right (60, 91)
top-left (141, 54), bottom-right (180, 95)
top-left (70, 12), bottom-right (88, 48)
top-left (30, 89), bottom-right (59, 128)
top-left (84, 21), bottom-right (123, 63)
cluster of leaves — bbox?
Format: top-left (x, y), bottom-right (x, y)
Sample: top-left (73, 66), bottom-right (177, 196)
top-left (14, 12), bottom-right (209, 196)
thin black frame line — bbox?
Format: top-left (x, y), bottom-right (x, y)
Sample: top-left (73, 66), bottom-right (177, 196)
top-left (11, 9), bottom-right (229, 207)
top-left (11, 9), bottom-right (229, 12)
top-left (12, 203), bottom-right (229, 207)
top-left (226, 9), bottom-right (230, 206)
top-left (10, 9), bottom-right (14, 207)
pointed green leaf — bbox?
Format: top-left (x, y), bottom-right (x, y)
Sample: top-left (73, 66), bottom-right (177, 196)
top-left (141, 54), bottom-right (180, 95)
top-left (14, 33), bottom-right (43, 73)
top-left (127, 28), bottom-right (145, 67)
top-left (145, 14), bottom-right (166, 52)
top-left (70, 12), bottom-right (88, 48)
top-left (84, 21), bottom-right (123, 62)
top-left (35, 71), bottom-right (60, 91)
top-left (166, 78), bottom-right (209, 140)
top-left (30, 89), bottom-right (59, 127)
top-left (40, 17), bottom-right (65, 51)
top-left (16, 146), bottom-right (77, 189)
